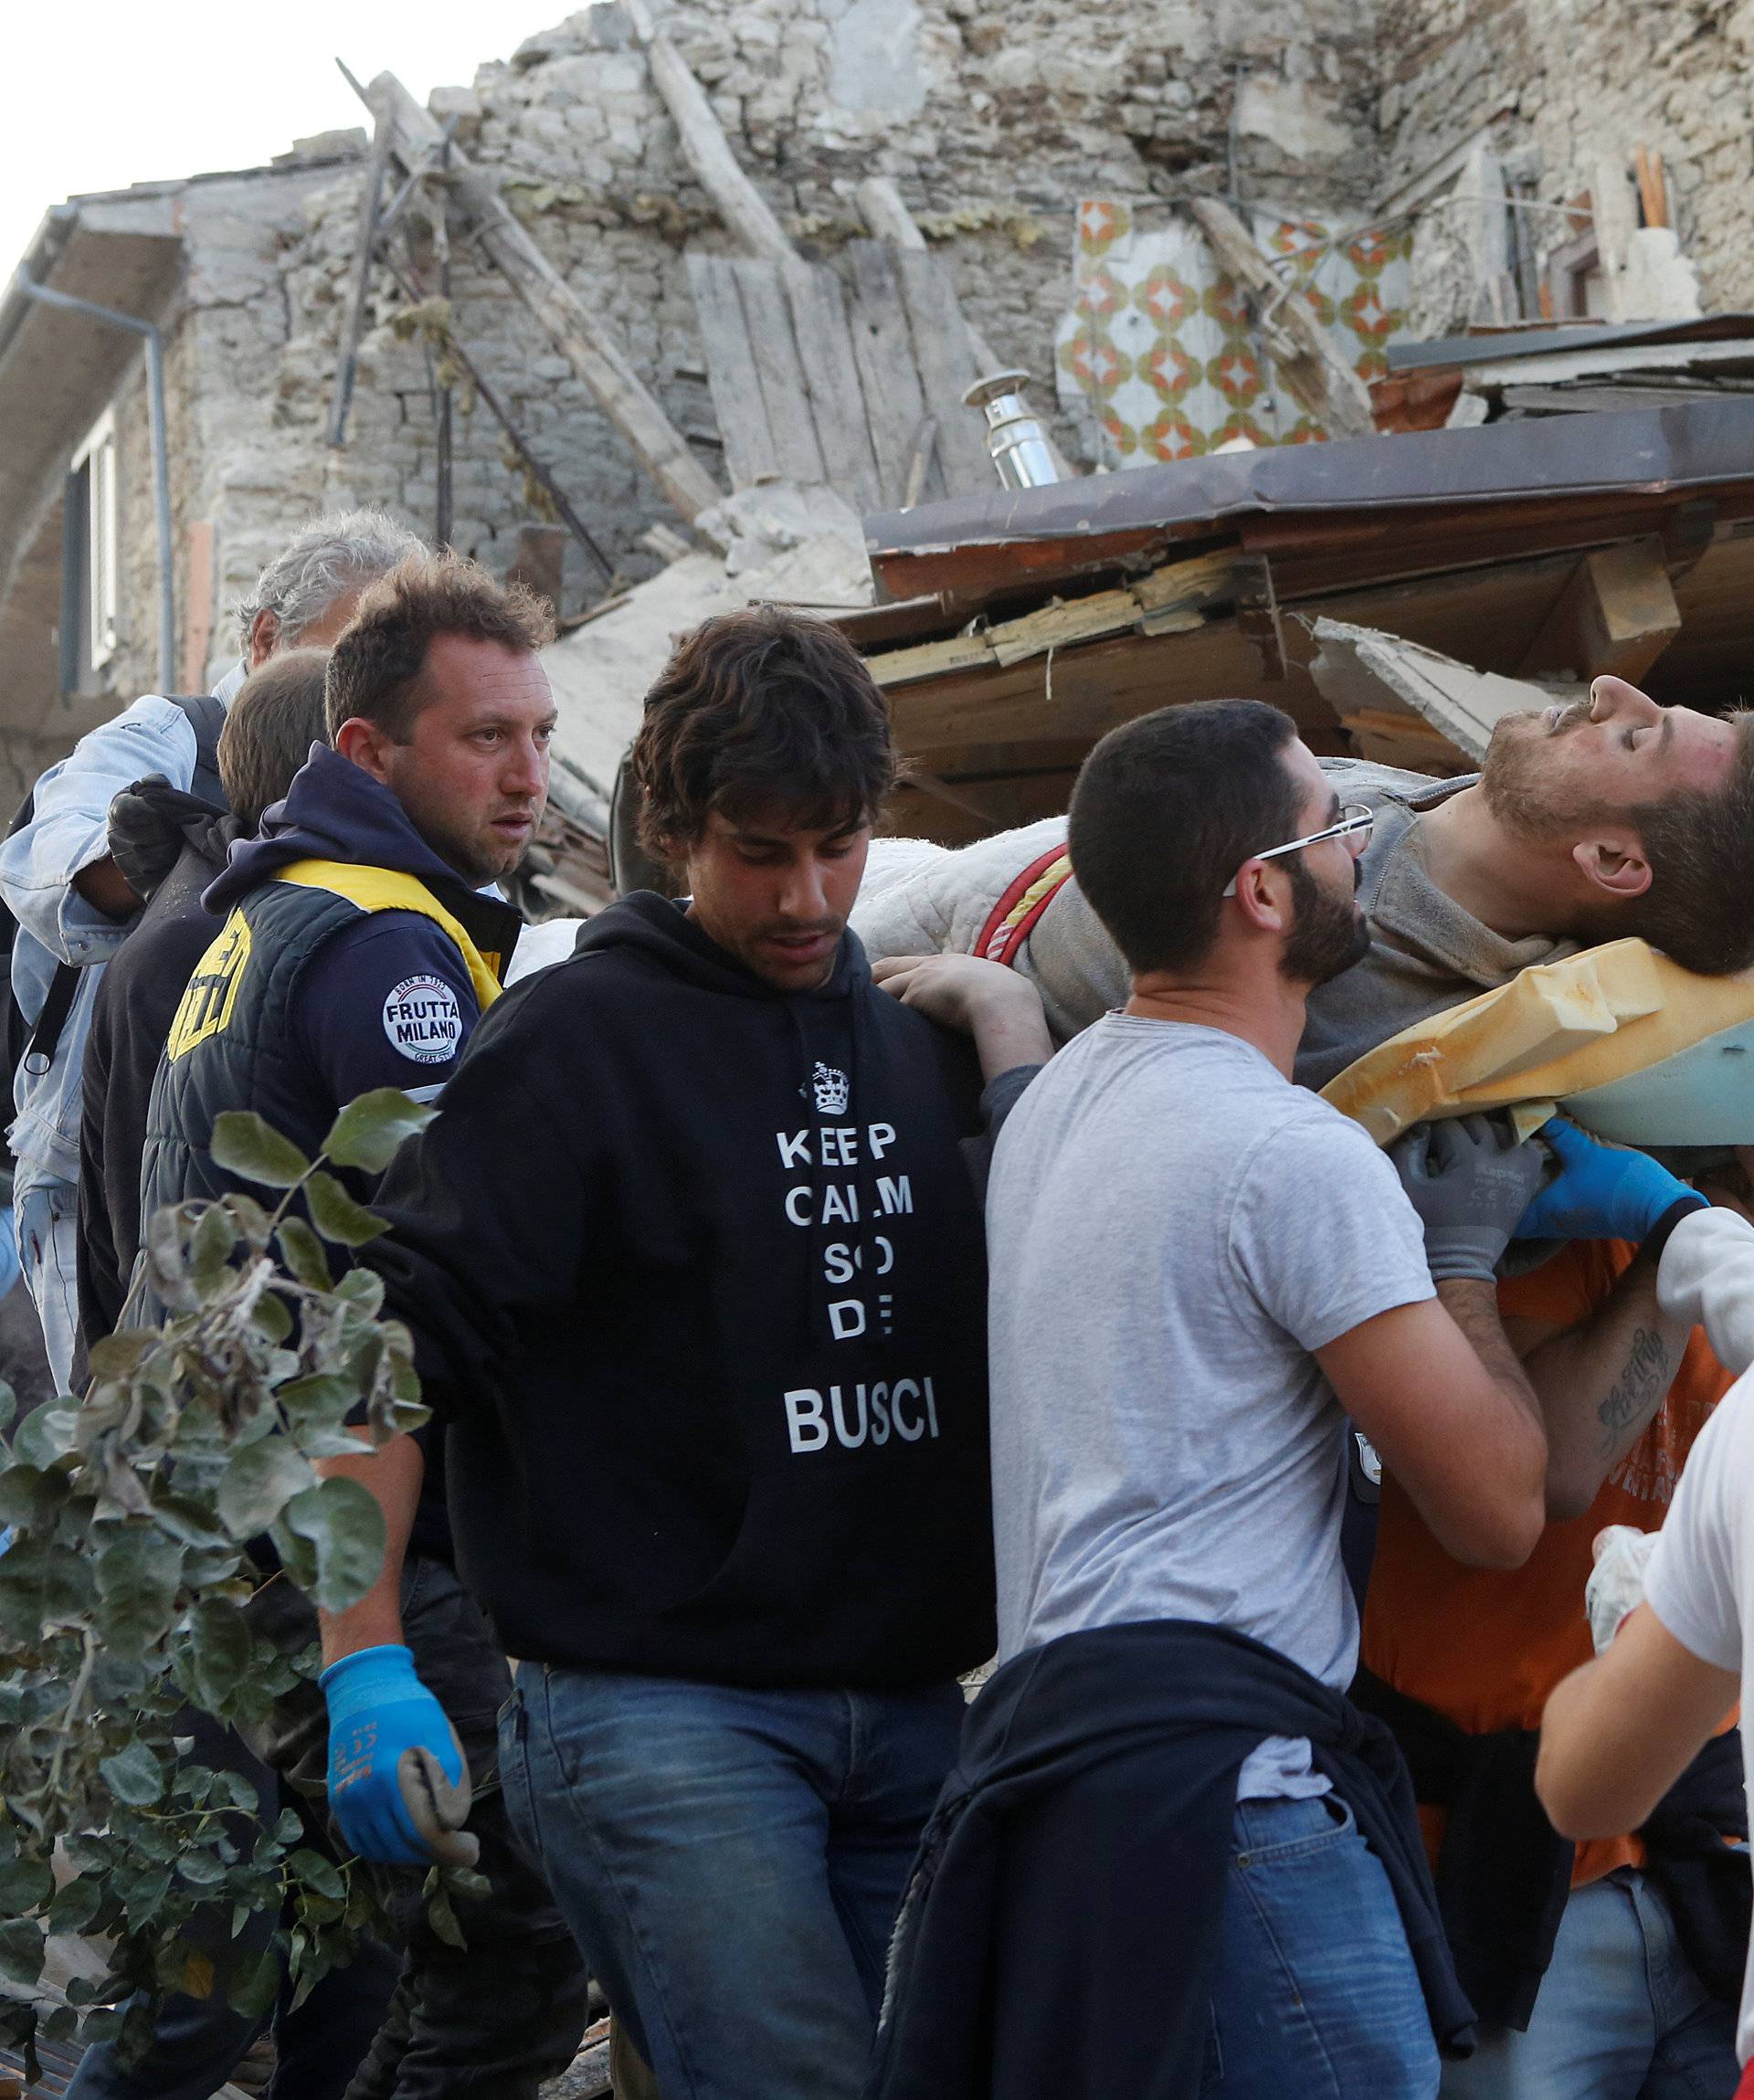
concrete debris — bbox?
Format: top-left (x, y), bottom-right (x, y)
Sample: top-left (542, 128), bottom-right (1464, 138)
top-left (1308, 618), bottom-right (1580, 770)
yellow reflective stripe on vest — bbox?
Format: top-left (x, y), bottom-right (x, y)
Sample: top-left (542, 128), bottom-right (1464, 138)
top-left (270, 859), bottom-right (504, 1015)
top-left (165, 911), bottom-right (253, 1061)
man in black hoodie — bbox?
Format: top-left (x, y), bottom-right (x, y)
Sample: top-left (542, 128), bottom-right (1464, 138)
top-left (131, 555), bottom-right (591, 2100)
top-left (320, 607), bottom-right (1052, 2100)
top-left (78, 648), bottom-right (331, 1346)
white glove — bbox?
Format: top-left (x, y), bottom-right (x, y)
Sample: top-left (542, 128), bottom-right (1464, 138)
top-left (1587, 1525), bottom-right (1657, 1653)
top-left (1657, 1207), bottom-right (1754, 1374)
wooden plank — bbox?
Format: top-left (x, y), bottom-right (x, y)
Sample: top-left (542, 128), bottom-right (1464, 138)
top-left (1518, 534), bottom-right (1682, 681)
top-left (622, 0), bottom-right (796, 266)
top-left (894, 250), bottom-right (995, 494)
top-left (989, 586), bottom-right (1149, 667)
top-left (869, 632), bottom-right (998, 688)
top-left (786, 265), bottom-right (884, 512)
top-left (686, 253), bottom-right (781, 488)
top-left (181, 519), bottom-right (215, 691)
top-left (1636, 145), bottom-right (1669, 230)
top-left (847, 241), bottom-right (933, 506)
top-left (356, 69), bottom-right (722, 522)
top-left (730, 260), bottom-right (827, 485)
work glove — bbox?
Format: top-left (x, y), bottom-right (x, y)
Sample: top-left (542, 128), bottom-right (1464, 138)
top-left (321, 1643), bottom-right (480, 1868)
top-left (1587, 1525), bottom-right (1657, 1653)
top-left (1514, 1116), bottom-right (1706, 1248)
top-left (1656, 1206), bottom-right (1754, 1376)
top-left (1389, 1112), bottom-right (1548, 1282)
top-left (107, 776), bottom-right (216, 903)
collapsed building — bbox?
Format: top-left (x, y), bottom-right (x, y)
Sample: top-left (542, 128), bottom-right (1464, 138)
top-left (2, 0), bottom-right (1752, 881)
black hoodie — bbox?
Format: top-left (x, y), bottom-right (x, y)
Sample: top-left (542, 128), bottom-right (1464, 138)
top-left (368, 892), bottom-right (999, 1689)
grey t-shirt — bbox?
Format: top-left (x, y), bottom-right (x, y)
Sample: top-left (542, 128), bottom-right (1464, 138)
top-left (986, 1016), bottom-right (1435, 1792)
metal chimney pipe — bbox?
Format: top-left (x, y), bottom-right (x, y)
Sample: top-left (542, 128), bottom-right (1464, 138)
top-left (963, 369), bottom-right (1062, 490)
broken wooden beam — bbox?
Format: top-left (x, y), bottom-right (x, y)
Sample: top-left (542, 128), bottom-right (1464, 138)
top-left (328, 97), bottom-right (397, 448)
top-left (621, 0), bottom-right (799, 269)
top-left (352, 66), bottom-right (723, 525)
top-left (505, 522), bottom-right (567, 615)
top-left (1184, 196), bottom-right (1376, 442)
top-left (1517, 536), bottom-right (1682, 682)
top-left (865, 547), bottom-right (1234, 689)
top-left (379, 244), bottom-right (615, 580)
top-left (855, 179), bottom-right (928, 252)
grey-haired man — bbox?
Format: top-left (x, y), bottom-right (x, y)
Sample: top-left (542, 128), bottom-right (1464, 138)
top-left (0, 510), bottom-right (421, 1387)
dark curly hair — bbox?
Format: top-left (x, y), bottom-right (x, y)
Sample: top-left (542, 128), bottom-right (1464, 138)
top-left (630, 607), bottom-right (895, 861)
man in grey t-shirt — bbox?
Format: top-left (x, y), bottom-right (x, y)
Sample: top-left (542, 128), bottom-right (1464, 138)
top-left (983, 699), bottom-right (1559, 2097)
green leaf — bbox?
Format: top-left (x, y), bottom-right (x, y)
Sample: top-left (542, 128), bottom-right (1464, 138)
top-left (0, 1381), bottom-right (18, 1438)
top-left (336, 1269), bottom-right (386, 1316)
top-left (322, 1089), bottom-right (438, 1175)
top-left (47, 1874), bottom-right (103, 1936)
top-left (0, 1855), bottom-right (52, 1913)
top-left (251, 1293), bottom-right (294, 1345)
top-left (176, 1849), bottom-right (227, 1888)
top-left (94, 1526), bottom-right (184, 1658)
top-left (85, 1331), bottom-right (154, 1383)
top-left (280, 1376), bottom-right (373, 1460)
top-left (273, 1478), bottom-right (386, 1614)
top-left (189, 1204), bottom-right (238, 1298)
top-left (424, 1883), bottom-right (466, 1950)
top-left (210, 1113), bottom-right (312, 1190)
top-left (11, 1403), bottom-right (79, 1471)
top-left (178, 1598), bottom-right (254, 1711)
top-left (0, 1535), bottom-right (96, 1641)
top-left (216, 1439), bottom-right (317, 1541)
top-left (304, 1172), bottom-right (388, 1248)
top-left (0, 1463), bottom-right (69, 1530)
top-left (99, 1738), bottom-right (165, 1808)
top-left (0, 1917), bottom-right (44, 1988)
top-left (125, 1864), bottom-right (173, 1926)
top-left (276, 1217), bottom-right (333, 1292)
top-left (287, 1848), bottom-right (345, 1901)
top-left (149, 1493), bottom-right (229, 1550)
top-left (227, 1945), bottom-right (281, 2020)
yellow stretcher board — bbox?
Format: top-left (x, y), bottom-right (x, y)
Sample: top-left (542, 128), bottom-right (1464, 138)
top-left (1321, 940), bottom-right (1754, 1148)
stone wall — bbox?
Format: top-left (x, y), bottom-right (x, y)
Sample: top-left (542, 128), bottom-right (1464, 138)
top-left (1379, 0), bottom-right (1754, 322)
top-left (99, 0), bottom-right (1383, 691)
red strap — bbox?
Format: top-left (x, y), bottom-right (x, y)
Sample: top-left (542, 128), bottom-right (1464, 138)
top-left (973, 844), bottom-right (1074, 969)
top-left (1737, 2057), bottom-right (1754, 2100)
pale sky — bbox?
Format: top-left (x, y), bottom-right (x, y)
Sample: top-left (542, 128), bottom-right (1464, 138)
top-left (2, 0), bottom-right (576, 273)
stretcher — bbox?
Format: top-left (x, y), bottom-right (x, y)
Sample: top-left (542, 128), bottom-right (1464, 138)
top-left (1322, 939), bottom-right (1754, 1148)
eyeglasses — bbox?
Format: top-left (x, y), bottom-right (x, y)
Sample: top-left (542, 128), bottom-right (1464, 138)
top-left (1221, 804), bottom-right (1375, 897)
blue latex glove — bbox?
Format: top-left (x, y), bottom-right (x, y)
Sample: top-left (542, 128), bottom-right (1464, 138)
top-left (1515, 1117), bottom-right (1707, 1246)
top-left (321, 1643), bottom-right (477, 1867)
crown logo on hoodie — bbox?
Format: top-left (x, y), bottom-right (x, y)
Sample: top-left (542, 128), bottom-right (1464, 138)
top-left (812, 1062), bottom-right (850, 1116)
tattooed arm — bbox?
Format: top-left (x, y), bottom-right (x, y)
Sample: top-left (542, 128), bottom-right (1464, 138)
top-left (1501, 1252), bottom-right (1690, 1522)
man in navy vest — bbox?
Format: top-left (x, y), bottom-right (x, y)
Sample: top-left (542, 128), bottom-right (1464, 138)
top-left (100, 554), bottom-right (591, 2100)
top-left (0, 512), bottom-right (423, 1392)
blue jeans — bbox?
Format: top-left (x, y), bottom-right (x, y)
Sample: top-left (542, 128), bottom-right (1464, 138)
top-left (501, 1663), bottom-right (967, 2100)
top-left (16, 1175), bottom-right (77, 1394)
top-left (1438, 1869), bottom-right (1737, 2099)
top-left (1202, 1794), bottom-right (1441, 2099)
